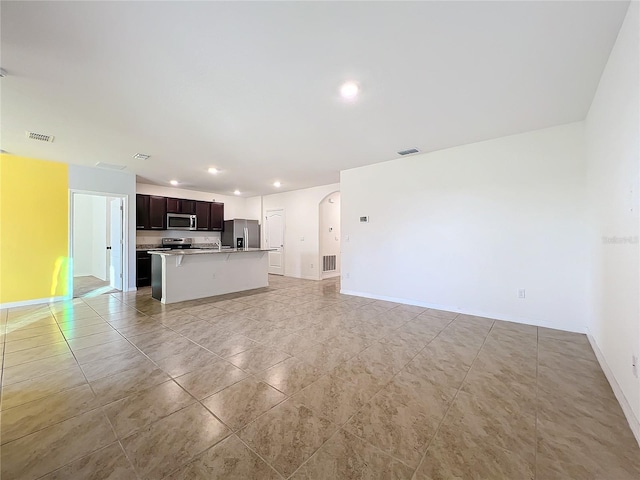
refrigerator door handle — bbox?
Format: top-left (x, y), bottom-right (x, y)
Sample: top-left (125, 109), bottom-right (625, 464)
top-left (244, 227), bottom-right (249, 250)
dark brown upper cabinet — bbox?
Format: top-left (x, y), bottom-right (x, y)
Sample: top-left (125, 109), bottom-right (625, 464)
top-left (136, 194), bottom-right (150, 230)
top-left (210, 202), bottom-right (224, 231)
top-left (195, 201), bottom-right (210, 230)
top-left (167, 197), bottom-right (196, 215)
top-left (166, 197), bottom-right (180, 213)
top-left (148, 196), bottom-right (167, 229)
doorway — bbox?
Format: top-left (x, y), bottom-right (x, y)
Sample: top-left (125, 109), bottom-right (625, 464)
top-left (319, 191), bottom-right (341, 279)
top-left (265, 208), bottom-right (285, 275)
top-left (70, 192), bottom-right (126, 298)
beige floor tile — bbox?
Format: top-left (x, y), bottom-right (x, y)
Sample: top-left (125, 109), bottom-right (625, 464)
top-left (259, 356), bottom-right (323, 395)
top-left (90, 363), bottom-right (172, 405)
top-left (344, 389), bottom-right (442, 468)
top-left (203, 377), bottom-right (286, 431)
top-left (174, 360), bottom-right (249, 399)
top-left (103, 380), bottom-right (195, 438)
top-left (166, 435), bottom-right (282, 479)
top-left (60, 322), bottom-right (114, 339)
top-left (415, 431), bottom-right (535, 480)
top-left (153, 345), bottom-right (219, 377)
top-left (290, 429), bottom-right (414, 479)
top-left (121, 403), bottom-right (230, 480)
top-left (1, 364), bottom-right (87, 410)
top-left (0, 409), bottom-right (116, 480)
top-left (38, 442), bottom-right (137, 480)
top-left (2, 352), bottom-right (78, 385)
top-left (293, 374), bottom-right (373, 425)
top-left (239, 399), bottom-right (338, 478)
top-left (4, 331), bottom-right (65, 353)
top-left (226, 346), bottom-right (290, 373)
top-left (199, 333), bottom-right (259, 358)
top-left (3, 341), bottom-right (71, 367)
top-left (1, 383), bottom-right (99, 444)
top-left (72, 338), bottom-right (139, 365)
top-left (437, 390), bottom-right (536, 464)
top-left (295, 343), bottom-right (356, 373)
top-left (67, 330), bottom-right (123, 350)
top-left (80, 348), bottom-right (154, 382)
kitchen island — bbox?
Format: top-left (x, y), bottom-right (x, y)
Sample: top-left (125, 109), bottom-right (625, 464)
top-left (149, 248), bottom-right (272, 304)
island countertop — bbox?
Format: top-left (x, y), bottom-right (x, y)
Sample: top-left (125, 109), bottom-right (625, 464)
top-left (148, 248), bottom-right (274, 256)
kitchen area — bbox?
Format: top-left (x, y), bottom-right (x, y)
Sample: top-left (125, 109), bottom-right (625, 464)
top-left (136, 192), bottom-right (271, 303)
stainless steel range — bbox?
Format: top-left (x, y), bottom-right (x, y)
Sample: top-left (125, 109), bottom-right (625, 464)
top-left (161, 237), bottom-right (194, 249)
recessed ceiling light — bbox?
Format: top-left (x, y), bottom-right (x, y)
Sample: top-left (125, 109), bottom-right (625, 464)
top-left (208, 167), bottom-right (219, 174)
top-left (273, 181), bottom-right (281, 188)
top-left (340, 81), bottom-right (359, 100)
top-left (234, 189), bottom-right (241, 195)
top-left (170, 180), bottom-right (179, 186)
top-left (133, 153), bottom-right (151, 160)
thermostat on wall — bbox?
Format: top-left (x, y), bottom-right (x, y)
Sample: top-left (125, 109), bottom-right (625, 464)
top-left (359, 216), bottom-right (369, 223)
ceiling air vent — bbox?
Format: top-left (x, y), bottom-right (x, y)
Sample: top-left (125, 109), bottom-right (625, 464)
top-left (26, 131), bottom-right (54, 143)
top-left (397, 148), bottom-right (419, 156)
top-left (133, 153), bottom-right (150, 160)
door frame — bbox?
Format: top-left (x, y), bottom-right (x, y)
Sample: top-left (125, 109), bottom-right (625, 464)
top-left (69, 190), bottom-right (129, 299)
top-left (265, 208), bottom-right (285, 276)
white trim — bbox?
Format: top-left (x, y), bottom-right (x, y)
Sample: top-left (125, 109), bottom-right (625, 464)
top-left (69, 190), bottom-right (129, 300)
top-left (587, 333), bottom-right (640, 448)
top-left (338, 289), bottom-right (585, 333)
top-left (0, 296), bottom-right (66, 309)
top-left (322, 272), bottom-right (341, 279)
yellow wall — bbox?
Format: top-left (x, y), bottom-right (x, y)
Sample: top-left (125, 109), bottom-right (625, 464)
top-left (0, 154), bottom-right (69, 304)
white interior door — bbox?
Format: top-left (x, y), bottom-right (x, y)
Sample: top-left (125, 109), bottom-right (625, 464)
top-left (109, 198), bottom-right (123, 290)
top-left (266, 209), bottom-right (284, 275)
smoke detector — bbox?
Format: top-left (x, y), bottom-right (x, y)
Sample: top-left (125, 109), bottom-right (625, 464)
top-left (26, 131), bottom-right (55, 143)
top-left (133, 153), bottom-right (151, 160)
top-left (397, 148), bottom-right (419, 156)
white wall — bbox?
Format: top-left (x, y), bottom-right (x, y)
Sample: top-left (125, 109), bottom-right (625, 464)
top-left (91, 196), bottom-right (108, 280)
top-left (69, 165), bottom-right (136, 291)
top-left (341, 122), bottom-right (588, 332)
top-left (72, 194), bottom-right (109, 280)
top-left (320, 191), bottom-right (341, 277)
top-left (72, 195), bottom-right (94, 277)
top-left (585, 1), bottom-right (640, 438)
top-left (262, 183), bottom-right (340, 280)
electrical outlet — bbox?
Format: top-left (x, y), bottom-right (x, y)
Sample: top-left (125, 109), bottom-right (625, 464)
top-left (310, 263), bottom-right (314, 269)
top-left (633, 355), bottom-right (638, 378)
top-left (345, 273), bottom-right (350, 279)
top-left (212, 273), bottom-right (216, 279)
top-left (518, 289), bottom-right (526, 299)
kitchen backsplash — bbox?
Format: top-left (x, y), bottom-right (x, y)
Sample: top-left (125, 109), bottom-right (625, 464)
top-left (136, 230), bottom-right (222, 247)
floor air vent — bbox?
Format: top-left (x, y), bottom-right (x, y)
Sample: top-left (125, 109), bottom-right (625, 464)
top-left (322, 255), bottom-right (337, 272)
top-left (26, 131), bottom-right (55, 143)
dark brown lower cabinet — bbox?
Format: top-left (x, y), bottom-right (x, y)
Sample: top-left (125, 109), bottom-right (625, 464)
top-left (136, 251), bottom-right (152, 287)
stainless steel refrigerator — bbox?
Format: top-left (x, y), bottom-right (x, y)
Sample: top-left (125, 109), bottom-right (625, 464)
top-left (221, 219), bottom-right (260, 248)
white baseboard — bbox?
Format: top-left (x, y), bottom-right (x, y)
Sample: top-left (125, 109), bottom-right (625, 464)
top-left (339, 289), bottom-right (585, 333)
top-left (587, 333), bottom-right (640, 448)
top-left (322, 272), bottom-right (341, 279)
top-left (0, 296), bottom-right (67, 310)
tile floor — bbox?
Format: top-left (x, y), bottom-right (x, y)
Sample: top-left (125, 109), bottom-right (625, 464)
top-left (1, 276), bottom-right (639, 479)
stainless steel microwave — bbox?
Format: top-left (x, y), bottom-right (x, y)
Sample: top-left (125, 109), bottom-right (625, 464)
top-left (167, 213), bottom-right (197, 230)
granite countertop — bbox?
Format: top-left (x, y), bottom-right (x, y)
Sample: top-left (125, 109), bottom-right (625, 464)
top-left (148, 247), bottom-right (274, 255)
top-left (136, 243), bottom-right (221, 251)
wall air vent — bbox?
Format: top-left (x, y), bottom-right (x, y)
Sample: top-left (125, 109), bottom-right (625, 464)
top-left (133, 153), bottom-right (151, 160)
top-left (397, 148), bottom-right (419, 156)
top-left (26, 131), bottom-right (54, 143)
top-left (95, 162), bottom-right (127, 171)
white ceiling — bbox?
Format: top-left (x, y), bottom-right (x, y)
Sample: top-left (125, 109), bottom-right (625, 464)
top-left (0, 1), bottom-right (629, 197)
